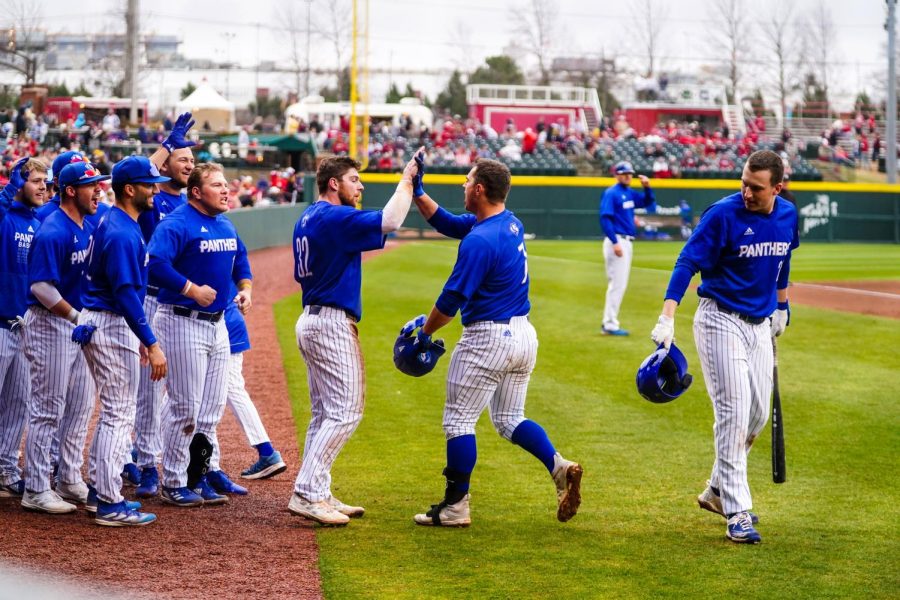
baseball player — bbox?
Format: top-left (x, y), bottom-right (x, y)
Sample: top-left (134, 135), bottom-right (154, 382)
top-left (287, 152), bottom-right (420, 526)
top-left (21, 161), bottom-right (106, 514)
top-left (206, 280), bottom-right (286, 496)
top-left (407, 158), bottom-right (583, 527)
top-left (598, 161), bottom-right (656, 336)
top-left (36, 150), bottom-right (109, 229)
top-left (650, 149), bottom-right (798, 544)
top-left (148, 162), bottom-right (250, 508)
top-left (79, 155), bottom-right (169, 526)
top-left (128, 115), bottom-right (197, 497)
top-left (0, 157), bottom-right (46, 500)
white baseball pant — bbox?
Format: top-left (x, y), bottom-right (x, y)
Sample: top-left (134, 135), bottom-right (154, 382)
top-left (0, 325), bottom-right (29, 487)
top-left (693, 297), bottom-right (773, 515)
top-left (23, 307), bottom-right (95, 493)
top-left (602, 237), bottom-right (633, 332)
top-left (80, 309), bottom-right (141, 504)
top-left (292, 306), bottom-right (364, 503)
top-left (133, 293), bottom-right (164, 468)
top-left (209, 351), bottom-right (271, 471)
top-left (155, 304), bottom-right (229, 488)
top-left (443, 316), bottom-right (537, 440)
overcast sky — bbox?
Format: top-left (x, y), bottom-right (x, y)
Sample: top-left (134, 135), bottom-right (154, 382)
top-left (8, 0), bottom-right (896, 108)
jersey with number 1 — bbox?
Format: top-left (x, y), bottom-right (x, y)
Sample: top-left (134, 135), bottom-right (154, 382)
top-left (292, 201), bottom-right (385, 322)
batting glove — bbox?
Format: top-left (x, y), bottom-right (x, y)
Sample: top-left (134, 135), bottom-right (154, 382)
top-left (5, 157), bottom-right (30, 195)
top-left (770, 301), bottom-right (789, 337)
top-left (400, 314), bottom-right (427, 337)
top-left (650, 315), bottom-right (674, 349)
top-left (161, 112), bottom-right (197, 153)
top-left (412, 150), bottom-right (426, 198)
top-left (71, 324), bottom-right (97, 347)
top-left (7, 315), bottom-right (25, 332)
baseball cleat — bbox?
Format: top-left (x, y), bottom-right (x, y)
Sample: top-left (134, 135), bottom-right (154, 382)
top-left (206, 470), bottom-right (248, 495)
top-left (726, 512), bottom-right (762, 544)
top-left (121, 462), bottom-right (141, 487)
top-left (85, 487), bottom-right (141, 514)
top-left (56, 480), bottom-right (90, 504)
top-left (135, 466), bottom-right (160, 498)
top-left (288, 493), bottom-right (350, 526)
top-left (192, 476), bottom-right (229, 505)
top-left (161, 486), bottom-right (204, 507)
top-left (240, 451), bottom-right (287, 480)
top-left (0, 480), bottom-right (24, 498)
top-left (413, 494), bottom-right (471, 527)
top-left (95, 500), bottom-right (157, 527)
top-left (21, 490), bottom-right (78, 514)
top-left (697, 482), bottom-right (758, 524)
top-left (601, 328), bottom-right (629, 336)
top-left (552, 453), bottom-right (583, 522)
top-left (327, 495), bottom-right (364, 518)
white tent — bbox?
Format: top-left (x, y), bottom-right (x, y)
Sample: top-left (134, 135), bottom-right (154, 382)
top-left (175, 82), bottom-right (235, 132)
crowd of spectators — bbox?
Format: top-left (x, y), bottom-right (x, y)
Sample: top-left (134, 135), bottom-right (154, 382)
top-left (817, 113), bottom-right (883, 170)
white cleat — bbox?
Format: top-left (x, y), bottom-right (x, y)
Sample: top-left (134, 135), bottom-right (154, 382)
top-left (327, 495), bottom-right (365, 518)
top-left (56, 481), bottom-right (90, 504)
top-left (413, 494), bottom-right (471, 527)
top-left (551, 453), bottom-right (583, 522)
top-left (288, 493), bottom-right (350, 526)
top-left (21, 490), bottom-right (77, 514)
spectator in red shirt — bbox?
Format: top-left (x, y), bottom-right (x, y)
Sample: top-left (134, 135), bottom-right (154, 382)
top-left (522, 128), bottom-right (537, 154)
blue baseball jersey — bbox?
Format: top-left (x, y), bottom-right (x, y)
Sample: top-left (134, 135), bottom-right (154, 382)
top-left (665, 193), bottom-right (799, 318)
top-left (148, 203), bottom-right (244, 313)
top-left (37, 194), bottom-right (110, 229)
top-left (599, 182), bottom-right (656, 241)
top-left (224, 288), bottom-right (251, 354)
top-left (82, 206), bottom-right (149, 313)
top-left (138, 189), bottom-right (186, 243)
top-left (292, 201), bottom-right (385, 321)
top-left (26, 208), bottom-right (93, 310)
top-left (440, 210), bottom-right (531, 325)
top-left (0, 194), bottom-right (39, 318)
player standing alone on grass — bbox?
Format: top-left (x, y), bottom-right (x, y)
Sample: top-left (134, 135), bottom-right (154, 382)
top-left (287, 151), bottom-right (420, 526)
top-left (649, 150), bottom-right (798, 544)
top-left (406, 157), bottom-right (583, 527)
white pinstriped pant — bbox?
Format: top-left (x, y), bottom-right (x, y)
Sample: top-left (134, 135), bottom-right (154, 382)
top-left (133, 293), bottom-right (164, 468)
top-left (23, 308), bottom-right (95, 493)
top-left (209, 351), bottom-right (271, 471)
top-left (693, 297), bottom-right (773, 515)
top-left (292, 306), bottom-right (364, 502)
top-left (0, 326), bottom-right (29, 487)
top-left (602, 237), bottom-right (633, 331)
top-left (155, 304), bottom-right (229, 488)
top-left (80, 309), bottom-right (141, 504)
top-left (444, 316), bottom-right (536, 441)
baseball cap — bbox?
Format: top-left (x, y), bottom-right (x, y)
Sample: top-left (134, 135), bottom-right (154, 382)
top-left (50, 150), bottom-right (86, 184)
top-left (58, 162), bottom-right (111, 190)
top-left (614, 161), bottom-right (635, 175)
top-left (111, 156), bottom-right (171, 186)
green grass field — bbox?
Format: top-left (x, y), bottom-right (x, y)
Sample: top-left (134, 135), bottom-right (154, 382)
top-left (274, 241), bottom-right (900, 599)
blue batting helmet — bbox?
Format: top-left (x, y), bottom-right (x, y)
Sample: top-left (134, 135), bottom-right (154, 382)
top-left (393, 332), bottom-right (446, 377)
top-left (636, 342), bottom-right (693, 404)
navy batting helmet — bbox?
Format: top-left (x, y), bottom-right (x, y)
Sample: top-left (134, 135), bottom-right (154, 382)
top-left (636, 342), bottom-right (693, 404)
top-left (393, 332), bottom-right (446, 377)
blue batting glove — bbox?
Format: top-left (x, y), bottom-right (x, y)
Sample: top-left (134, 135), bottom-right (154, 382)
top-left (162, 112), bottom-right (197, 153)
top-left (416, 328), bottom-right (433, 348)
top-left (412, 150), bottom-right (426, 197)
top-left (6, 157), bottom-right (30, 194)
top-left (400, 314), bottom-right (427, 337)
top-left (71, 324), bottom-right (97, 347)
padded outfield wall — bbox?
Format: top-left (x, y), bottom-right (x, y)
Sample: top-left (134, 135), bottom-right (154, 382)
top-left (229, 175), bottom-right (900, 251)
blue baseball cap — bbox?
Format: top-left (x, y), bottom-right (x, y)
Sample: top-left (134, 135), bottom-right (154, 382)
top-left (50, 150), bottom-right (86, 184)
top-left (112, 156), bottom-right (171, 186)
top-left (614, 161), bottom-right (635, 175)
top-left (58, 162), bottom-right (111, 190)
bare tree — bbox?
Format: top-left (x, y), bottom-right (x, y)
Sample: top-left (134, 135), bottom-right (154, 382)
top-left (707, 0), bottom-right (751, 103)
top-left (448, 19), bottom-right (478, 73)
top-left (761, 1), bottom-right (798, 123)
top-left (631, 0), bottom-right (668, 78)
top-left (275, 3), bottom-right (308, 95)
top-left (510, 0), bottom-right (557, 85)
top-left (803, 2), bottom-right (837, 113)
top-left (315, 0), bottom-right (352, 82)
top-left (2, 0), bottom-right (42, 58)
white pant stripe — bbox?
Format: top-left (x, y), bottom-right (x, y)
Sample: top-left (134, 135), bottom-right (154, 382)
top-left (0, 327), bottom-right (29, 486)
top-left (133, 293), bottom-right (164, 468)
top-left (209, 351), bottom-right (271, 470)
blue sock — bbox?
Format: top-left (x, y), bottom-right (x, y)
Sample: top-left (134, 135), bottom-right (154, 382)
top-left (255, 442), bottom-right (274, 458)
top-left (511, 420), bottom-right (556, 473)
top-left (446, 435), bottom-right (476, 492)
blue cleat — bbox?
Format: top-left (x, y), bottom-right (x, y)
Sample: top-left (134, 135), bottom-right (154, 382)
top-left (601, 328), bottom-right (629, 336)
top-left (86, 486), bottom-right (141, 514)
top-left (161, 486), bottom-right (204, 507)
top-left (206, 470), bottom-right (248, 495)
top-left (95, 500), bottom-right (156, 527)
top-left (121, 462), bottom-right (141, 487)
top-left (726, 512), bottom-right (762, 544)
top-left (240, 450), bottom-right (287, 480)
top-left (192, 476), bottom-right (228, 505)
top-left (135, 466), bottom-right (159, 498)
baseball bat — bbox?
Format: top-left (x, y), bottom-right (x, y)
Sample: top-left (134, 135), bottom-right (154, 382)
top-left (771, 338), bottom-right (786, 484)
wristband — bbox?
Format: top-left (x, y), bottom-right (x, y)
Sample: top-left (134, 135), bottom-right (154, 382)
top-left (182, 281), bottom-right (193, 296)
top-left (238, 281), bottom-right (252, 291)
top-left (67, 308), bottom-right (80, 324)
top-left (777, 301), bottom-right (789, 310)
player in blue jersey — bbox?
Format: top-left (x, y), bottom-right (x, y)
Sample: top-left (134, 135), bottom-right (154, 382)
top-left (649, 150), bottom-right (799, 544)
top-left (0, 157), bottom-right (47, 499)
top-left (79, 155), bottom-right (169, 526)
top-left (21, 161), bottom-right (108, 514)
top-left (36, 150), bottom-right (111, 230)
top-left (148, 162), bottom-right (251, 508)
top-left (407, 158), bottom-right (583, 527)
top-left (598, 161), bottom-right (656, 336)
top-left (287, 152), bottom-right (420, 526)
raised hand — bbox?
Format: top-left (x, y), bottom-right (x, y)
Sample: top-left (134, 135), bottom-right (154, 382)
top-left (162, 112), bottom-right (197, 153)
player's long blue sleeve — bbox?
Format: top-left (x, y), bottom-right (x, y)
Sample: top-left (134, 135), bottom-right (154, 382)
top-left (600, 214), bottom-right (618, 244)
top-left (638, 186), bottom-right (657, 211)
top-left (232, 236), bottom-right (252, 283)
top-left (117, 284), bottom-right (157, 347)
top-left (427, 206), bottom-right (476, 240)
top-left (776, 254), bottom-right (792, 290)
top-left (434, 289), bottom-right (467, 317)
top-left (664, 206), bottom-right (724, 303)
top-left (148, 256), bottom-right (188, 293)
top-left (0, 183), bottom-right (15, 222)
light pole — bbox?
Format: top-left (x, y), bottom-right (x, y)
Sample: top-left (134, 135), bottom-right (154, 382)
top-left (222, 32), bottom-right (236, 100)
top-left (305, 0), bottom-right (313, 98)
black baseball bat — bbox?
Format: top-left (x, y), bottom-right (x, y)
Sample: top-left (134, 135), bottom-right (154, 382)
top-left (771, 339), bottom-right (786, 484)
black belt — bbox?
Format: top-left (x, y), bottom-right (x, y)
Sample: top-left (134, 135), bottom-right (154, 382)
top-left (172, 305), bottom-right (223, 322)
top-left (147, 285), bottom-right (160, 297)
top-left (617, 235), bottom-right (635, 242)
top-left (308, 305), bottom-right (355, 320)
top-left (715, 302), bottom-right (766, 325)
